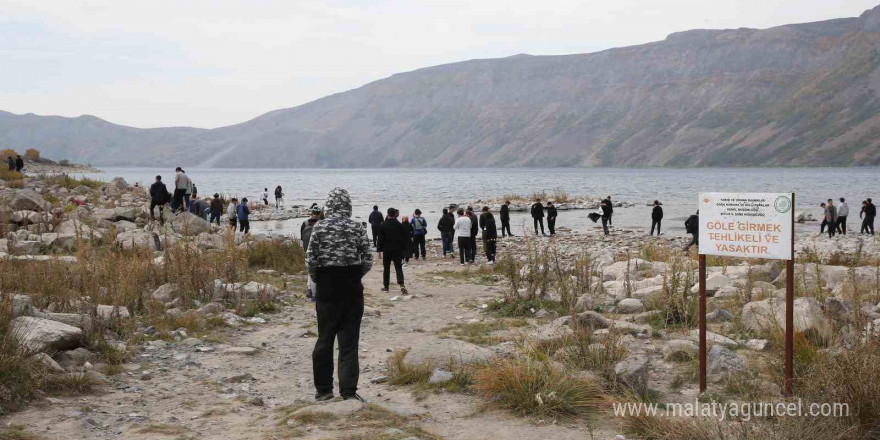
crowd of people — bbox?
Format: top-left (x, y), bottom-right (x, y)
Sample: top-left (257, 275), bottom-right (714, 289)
top-left (820, 198), bottom-right (876, 236)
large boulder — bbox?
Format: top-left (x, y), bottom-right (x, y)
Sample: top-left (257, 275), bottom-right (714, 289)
top-left (150, 283), bottom-right (179, 303)
top-left (615, 355), bottom-right (649, 391)
top-left (12, 240), bottom-right (41, 255)
top-left (55, 219), bottom-right (103, 240)
top-left (690, 274), bottom-right (733, 295)
top-left (169, 212), bottom-right (212, 236)
top-left (12, 294), bottom-right (33, 317)
top-left (616, 298), bottom-right (645, 314)
top-left (10, 189), bottom-right (49, 211)
top-left (741, 297), bottom-right (829, 336)
top-left (707, 345), bottom-right (746, 382)
top-left (11, 316), bottom-right (82, 353)
top-left (662, 340), bottom-right (698, 361)
top-left (115, 230), bottom-right (159, 250)
top-left (401, 339), bottom-right (493, 367)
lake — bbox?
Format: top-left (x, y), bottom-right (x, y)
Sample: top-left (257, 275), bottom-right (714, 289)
top-left (81, 167), bottom-right (878, 239)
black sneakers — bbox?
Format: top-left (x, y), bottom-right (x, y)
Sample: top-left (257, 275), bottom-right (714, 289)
top-left (342, 393), bottom-right (366, 403)
top-left (315, 392), bottom-right (334, 402)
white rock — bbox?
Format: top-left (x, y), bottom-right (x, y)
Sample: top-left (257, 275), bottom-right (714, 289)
top-left (11, 316), bottom-right (82, 353)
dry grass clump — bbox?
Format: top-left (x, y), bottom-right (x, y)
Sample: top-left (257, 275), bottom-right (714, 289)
top-left (0, 302), bottom-right (46, 415)
top-left (541, 324), bottom-right (627, 380)
top-left (247, 239), bottom-right (305, 274)
top-left (647, 253), bottom-right (697, 329)
top-left (0, 168), bottom-right (25, 188)
top-left (0, 424), bottom-right (46, 440)
top-left (437, 319), bottom-right (527, 346)
top-left (386, 349), bottom-right (433, 386)
top-left (43, 174), bottom-right (103, 190)
top-left (474, 357), bottom-right (603, 419)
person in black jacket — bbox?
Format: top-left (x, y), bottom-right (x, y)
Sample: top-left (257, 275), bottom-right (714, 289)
top-left (546, 201), bottom-right (558, 236)
top-left (400, 215), bottom-right (415, 264)
top-left (467, 207), bottom-right (478, 263)
top-left (480, 207), bottom-right (498, 263)
top-left (600, 198), bottom-right (612, 236)
top-left (650, 200), bottom-right (663, 236)
top-left (863, 198), bottom-right (876, 235)
top-left (368, 205), bottom-right (383, 249)
top-left (531, 199), bottom-right (546, 235)
top-left (149, 175), bottom-right (170, 223)
top-left (500, 201), bottom-right (513, 237)
top-left (437, 208), bottom-right (455, 257)
top-left (209, 193), bottom-right (223, 225)
top-left (684, 210), bottom-right (699, 250)
top-left (605, 196), bottom-right (614, 225)
top-left (14, 155), bottom-right (24, 173)
top-left (376, 208), bottom-right (409, 294)
top-left (6, 157), bottom-right (14, 171)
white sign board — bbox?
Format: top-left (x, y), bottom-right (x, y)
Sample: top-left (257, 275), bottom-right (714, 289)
top-left (698, 192), bottom-right (793, 260)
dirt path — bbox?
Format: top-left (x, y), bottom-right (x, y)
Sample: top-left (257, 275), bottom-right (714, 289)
top-left (2, 244), bottom-right (623, 440)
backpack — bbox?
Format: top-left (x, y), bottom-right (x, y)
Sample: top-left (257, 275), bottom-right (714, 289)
top-left (685, 215), bottom-right (699, 234)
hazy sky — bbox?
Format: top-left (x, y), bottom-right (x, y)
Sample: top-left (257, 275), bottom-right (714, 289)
top-left (2, 0), bottom-right (877, 128)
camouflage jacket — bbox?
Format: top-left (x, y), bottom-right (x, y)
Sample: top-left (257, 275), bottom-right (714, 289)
top-left (306, 188), bottom-right (373, 279)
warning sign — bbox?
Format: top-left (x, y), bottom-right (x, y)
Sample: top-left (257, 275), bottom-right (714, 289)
top-left (698, 193), bottom-right (793, 260)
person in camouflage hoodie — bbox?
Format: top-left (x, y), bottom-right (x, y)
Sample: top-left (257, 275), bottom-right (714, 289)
top-left (306, 187), bottom-right (373, 402)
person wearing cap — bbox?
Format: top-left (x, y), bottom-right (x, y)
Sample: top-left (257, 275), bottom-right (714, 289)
top-left (376, 208), bottom-right (409, 294)
top-left (209, 193), bottom-right (223, 225)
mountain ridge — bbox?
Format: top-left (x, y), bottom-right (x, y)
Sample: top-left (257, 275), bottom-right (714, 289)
top-left (2, 5), bottom-right (880, 167)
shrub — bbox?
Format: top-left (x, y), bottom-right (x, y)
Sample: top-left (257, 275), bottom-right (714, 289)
top-left (24, 149), bottom-right (39, 161)
top-left (386, 349), bottom-right (432, 385)
top-left (247, 239), bottom-right (305, 274)
top-left (0, 300), bottom-right (46, 415)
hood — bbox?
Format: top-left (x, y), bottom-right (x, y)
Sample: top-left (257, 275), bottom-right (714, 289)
top-left (324, 187), bottom-right (352, 218)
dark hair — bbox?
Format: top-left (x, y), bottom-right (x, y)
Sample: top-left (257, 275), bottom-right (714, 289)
top-left (175, 167), bottom-right (182, 172)
top-left (654, 200), bottom-right (659, 205)
top-left (387, 207), bottom-right (396, 216)
top-left (457, 209), bottom-right (464, 216)
top-left (505, 200), bottom-right (511, 204)
top-left (442, 208), bottom-right (448, 214)
top-left (155, 175), bottom-right (162, 181)
top-left (466, 207), bottom-right (473, 212)
top-left (373, 205), bottom-right (379, 210)
top-left (482, 206), bottom-right (489, 212)
top-left (868, 198), bottom-right (872, 203)
top-left (839, 197), bottom-right (845, 203)
top-left (547, 201), bottom-right (553, 205)
top-left (213, 193), bottom-right (219, 198)
top-left (414, 209), bottom-right (421, 215)
top-left (241, 197), bottom-right (248, 203)
top-left (828, 199), bottom-right (833, 203)
top-left (820, 203), bottom-right (826, 207)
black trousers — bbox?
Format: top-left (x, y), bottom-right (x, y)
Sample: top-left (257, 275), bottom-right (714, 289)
top-left (239, 219), bottom-right (250, 233)
top-left (413, 235), bottom-right (426, 259)
top-left (371, 226), bottom-right (380, 248)
top-left (533, 218), bottom-right (544, 235)
top-left (150, 201), bottom-right (165, 220)
top-left (229, 218), bottom-right (237, 229)
top-left (458, 237), bottom-right (472, 264)
top-left (686, 233), bottom-right (698, 250)
top-left (313, 297), bottom-right (363, 397)
top-left (651, 219), bottom-right (661, 236)
top-left (484, 237), bottom-right (496, 261)
top-left (828, 219), bottom-right (836, 237)
top-left (548, 218), bottom-right (556, 235)
top-left (862, 217), bottom-right (875, 235)
top-left (501, 219), bottom-right (512, 237)
top-left (469, 235), bottom-right (477, 262)
top-left (172, 188), bottom-right (186, 212)
top-left (382, 251), bottom-right (404, 288)
top-left (602, 217), bottom-right (610, 235)
top-left (837, 216), bottom-right (847, 234)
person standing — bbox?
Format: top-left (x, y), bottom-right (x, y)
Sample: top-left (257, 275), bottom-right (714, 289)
top-left (172, 167), bottom-right (190, 213)
top-left (824, 199), bottom-right (837, 238)
top-left (454, 209), bottom-right (472, 265)
top-left (14, 155), bottom-right (24, 173)
top-left (368, 205), bottom-right (383, 249)
top-left (400, 215), bottom-right (414, 264)
top-left (410, 209), bottom-right (428, 260)
top-left (650, 200), bottom-right (663, 236)
top-left (546, 201), bottom-right (558, 236)
top-left (7, 157), bottom-right (14, 171)
top-left (600, 198), bottom-right (612, 236)
top-left (531, 199), bottom-right (546, 235)
top-left (819, 203), bottom-right (828, 234)
top-left (437, 208), bottom-right (455, 257)
top-left (261, 188), bottom-right (269, 206)
top-left (605, 196), bottom-right (614, 225)
top-left (377, 208), bottom-right (408, 294)
top-left (209, 193), bottom-right (223, 225)
top-left (863, 198), bottom-right (876, 235)
top-left (836, 197), bottom-right (849, 235)
top-left (684, 210), bottom-right (699, 250)
top-left (500, 201), bottom-right (513, 237)
top-left (274, 186), bottom-right (284, 209)
top-left (227, 198), bottom-right (239, 230)
top-left (237, 198), bottom-right (251, 233)
top-left (301, 206), bottom-right (323, 301)
top-left (149, 175), bottom-right (170, 223)
top-left (306, 187), bottom-right (373, 402)
top-left (480, 207), bottom-right (498, 264)
top-left (467, 207), bottom-right (478, 263)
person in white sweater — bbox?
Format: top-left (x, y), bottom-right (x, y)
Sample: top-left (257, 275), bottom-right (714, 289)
top-left (454, 209), bottom-right (473, 265)
top-left (836, 197), bottom-right (849, 235)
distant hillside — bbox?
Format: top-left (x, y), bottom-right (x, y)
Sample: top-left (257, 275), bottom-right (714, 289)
top-left (3, 5), bottom-right (880, 167)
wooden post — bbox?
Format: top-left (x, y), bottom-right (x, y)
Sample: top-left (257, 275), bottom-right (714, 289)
top-left (699, 253), bottom-right (707, 394)
top-left (785, 193), bottom-right (796, 396)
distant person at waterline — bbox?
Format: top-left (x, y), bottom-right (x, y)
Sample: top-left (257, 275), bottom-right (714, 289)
top-left (467, 207), bottom-right (478, 263)
top-left (862, 198), bottom-right (876, 235)
top-left (261, 188), bottom-right (269, 206)
top-left (836, 197), bottom-right (849, 235)
top-left (237, 197), bottom-right (251, 233)
top-left (480, 206), bottom-right (498, 264)
top-left (368, 205), bottom-right (383, 248)
top-left (149, 175), bottom-right (170, 223)
top-left (377, 208), bottom-right (409, 295)
top-left (172, 167), bottom-right (190, 213)
top-left (530, 199), bottom-right (546, 235)
top-left (437, 208), bottom-right (455, 257)
top-left (210, 193), bottom-right (223, 225)
top-left (605, 196), bottom-right (614, 225)
top-left (454, 209), bottom-right (473, 265)
top-left (400, 215), bottom-right (414, 264)
top-left (274, 186), bottom-right (284, 209)
top-left (600, 197), bottom-right (612, 236)
top-left (546, 201), bottom-right (558, 236)
top-left (410, 209), bottom-right (428, 260)
top-left (684, 210), bottom-right (699, 251)
top-left (227, 198), bottom-right (239, 230)
top-left (500, 200), bottom-right (513, 237)
top-left (819, 203), bottom-right (829, 234)
top-left (824, 199), bottom-right (837, 238)
top-left (650, 200), bottom-right (663, 236)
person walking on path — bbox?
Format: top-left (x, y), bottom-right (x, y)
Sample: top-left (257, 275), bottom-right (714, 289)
top-left (400, 215), bottom-right (414, 264)
top-left (237, 198), bottom-right (251, 233)
top-left (531, 199), bottom-right (546, 236)
top-left (306, 187), bottom-right (373, 402)
top-left (437, 208), bottom-right (455, 257)
top-left (227, 198), bottom-right (239, 230)
top-left (650, 200), bottom-right (663, 236)
top-left (480, 206), bottom-right (498, 264)
top-left (149, 175), bottom-right (170, 223)
top-left (546, 201), bottom-right (558, 236)
top-left (600, 198), bottom-right (613, 236)
top-left (500, 201), bottom-right (513, 237)
top-left (368, 206), bottom-right (383, 249)
top-left (410, 209), bottom-right (428, 260)
top-left (605, 196), bottom-right (614, 225)
top-left (301, 206), bottom-right (323, 301)
top-left (684, 210), bottom-right (699, 251)
top-left (862, 198), bottom-right (875, 235)
top-left (454, 209), bottom-right (472, 265)
top-left (261, 188), bottom-right (269, 206)
top-left (467, 207), bottom-right (478, 263)
top-left (274, 186), bottom-right (284, 209)
top-left (824, 199), bottom-right (837, 238)
top-left (209, 193), bottom-right (223, 225)
top-left (836, 197), bottom-right (849, 235)
top-left (377, 208), bottom-right (409, 294)
top-left (14, 155), bottom-right (23, 173)
top-left (172, 167), bottom-right (190, 213)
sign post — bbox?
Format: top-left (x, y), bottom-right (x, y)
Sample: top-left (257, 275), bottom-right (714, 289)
top-left (697, 192), bottom-right (795, 395)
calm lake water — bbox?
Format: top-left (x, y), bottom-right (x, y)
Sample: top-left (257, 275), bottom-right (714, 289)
top-left (81, 168), bottom-right (879, 239)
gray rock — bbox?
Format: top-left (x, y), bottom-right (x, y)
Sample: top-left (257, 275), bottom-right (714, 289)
top-left (428, 368), bottom-right (455, 384)
top-left (688, 330), bottom-right (738, 348)
top-left (33, 352), bottom-right (65, 373)
top-left (825, 297), bottom-right (851, 325)
top-left (115, 230), bottom-right (159, 250)
top-left (707, 345), bottom-right (746, 382)
top-left (150, 283), bottom-right (179, 303)
top-left (745, 339), bottom-right (770, 351)
top-left (690, 273), bottom-right (732, 295)
top-left (197, 302), bottom-right (224, 315)
top-left (291, 399), bottom-right (364, 418)
top-left (402, 339), bottom-right (493, 367)
top-left (12, 240), bottom-right (42, 255)
top-left (57, 347), bottom-right (95, 367)
top-left (11, 316), bottom-right (82, 353)
top-left (741, 297), bottom-right (829, 336)
top-left (615, 355), bottom-right (649, 391)
top-left (36, 312), bottom-right (93, 330)
top-left (706, 309), bottom-right (735, 323)
top-left (616, 298), bottom-right (645, 314)
top-left (96, 305), bottom-right (130, 321)
top-left (662, 339), bottom-right (698, 361)
top-left (169, 212), bottom-right (212, 236)
top-left (223, 346), bottom-right (259, 356)
top-left (12, 294), bottom-right (33, 317)
top-left (10, 189), bottom-right (49, 211)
